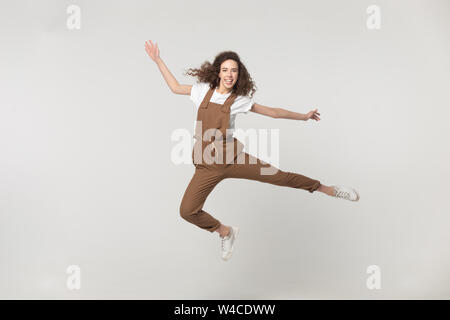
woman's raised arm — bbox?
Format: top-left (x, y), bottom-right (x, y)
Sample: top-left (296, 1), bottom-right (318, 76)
top-left (145, 40), bottom-right (192, 95)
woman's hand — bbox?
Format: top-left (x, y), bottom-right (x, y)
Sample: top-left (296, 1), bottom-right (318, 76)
top-left (304, 108), bottom-right (320, 121)
top-left (145, 40), bottom-right (160, 62)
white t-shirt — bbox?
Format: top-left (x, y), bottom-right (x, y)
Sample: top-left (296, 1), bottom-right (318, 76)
top-left (190, 81), bottom-right (254, 136)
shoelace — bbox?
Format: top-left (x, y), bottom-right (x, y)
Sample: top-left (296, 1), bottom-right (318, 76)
top-left (335, 190), bottom-right (350, 200)
top-left (221, 232), bottom-right (231, 251)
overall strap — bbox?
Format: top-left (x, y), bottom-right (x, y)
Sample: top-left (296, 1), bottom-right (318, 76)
top-left (221, 91), bottom-right (237, 112)
top-left (199, 87), bottom-right (215, 109)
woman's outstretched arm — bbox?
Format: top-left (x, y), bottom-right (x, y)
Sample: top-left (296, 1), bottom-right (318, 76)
top-left (250, 103), bottom-right (321, 121)
top-left (145, 40), bottom-right (192, 95)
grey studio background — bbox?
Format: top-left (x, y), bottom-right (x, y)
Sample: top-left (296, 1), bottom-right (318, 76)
top-left (1, 0), bottom-right (449, 299)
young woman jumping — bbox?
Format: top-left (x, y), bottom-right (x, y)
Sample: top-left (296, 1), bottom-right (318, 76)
top-left (145, 40), bottom-right (360, 261)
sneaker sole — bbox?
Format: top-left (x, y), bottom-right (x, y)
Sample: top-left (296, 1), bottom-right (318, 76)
top-left (222, 227), bottom-right (239, 261)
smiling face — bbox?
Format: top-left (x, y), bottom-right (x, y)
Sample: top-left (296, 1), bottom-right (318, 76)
top-left (218, 59), bottom-right (239, 90)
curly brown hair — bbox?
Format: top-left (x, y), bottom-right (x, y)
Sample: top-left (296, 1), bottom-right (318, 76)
top-left (184, 51), bottom-right (257, 98)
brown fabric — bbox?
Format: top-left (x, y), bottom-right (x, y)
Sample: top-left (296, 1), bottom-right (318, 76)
top-left (192, 86), bottom-right (244, 165)
top-left (180, 86), bottom-right (321, 233)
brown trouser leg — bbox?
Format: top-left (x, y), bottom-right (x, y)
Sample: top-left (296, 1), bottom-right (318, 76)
top-left (179, 152), bottom-right (321, 233)
top-left (223, 152), bottom-right (321, 192)
top-left (179, 166), bottom-right (224, 233)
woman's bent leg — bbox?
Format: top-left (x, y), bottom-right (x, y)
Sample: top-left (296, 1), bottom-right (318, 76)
top-left (179, 166), bottom-right (224, 232)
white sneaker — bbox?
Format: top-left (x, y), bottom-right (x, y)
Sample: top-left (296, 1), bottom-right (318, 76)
top-left (221, 226), bottom-right (239, 261)
top-left (332, 185), bottom-right (360, 201)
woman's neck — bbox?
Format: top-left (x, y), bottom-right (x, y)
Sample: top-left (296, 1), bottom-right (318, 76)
top-left (215, 84), bottom-right (232, 95)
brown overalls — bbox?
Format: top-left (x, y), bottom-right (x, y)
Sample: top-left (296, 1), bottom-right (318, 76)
top-left (179, 86), bottom-right (321, 233)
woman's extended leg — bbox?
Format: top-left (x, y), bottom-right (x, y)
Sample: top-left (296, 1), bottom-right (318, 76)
top-left (224, 152), bottom-right (322, 193)
top-left (317, 184), bottom-right (336, 196)
top-left (223, 151), bottom-right (359, 200)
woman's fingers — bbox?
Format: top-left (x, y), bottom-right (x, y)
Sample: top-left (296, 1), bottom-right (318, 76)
top-left (145, 40), bottom-right (154, 49)
top-left (145, 40), bottom-right (159, 56)
top-left (145, 40), bottom-right (158, 58)
top-left (308, 110), bottom-right (320, 120)
top-left (145, 43), bottom-right (153, 54)
top-left (311, 112), bottom-right (320, 121)
top-left (145, 41), bottom-right (152, 52)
